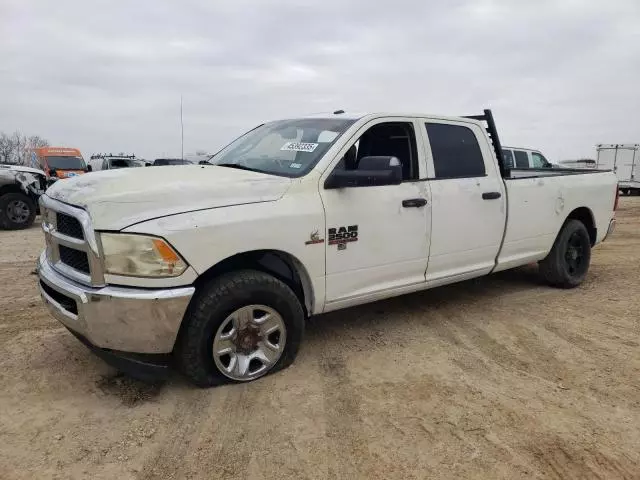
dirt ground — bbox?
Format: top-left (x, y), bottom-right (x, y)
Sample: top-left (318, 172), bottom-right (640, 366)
top-left (0, 199), bottom-right (638, 480)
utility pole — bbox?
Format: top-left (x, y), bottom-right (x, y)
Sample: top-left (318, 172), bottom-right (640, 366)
top-left (180, 95), bottom-right (184, 160)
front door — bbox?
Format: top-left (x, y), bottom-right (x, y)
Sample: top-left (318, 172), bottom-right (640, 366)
top-left (320, 119), bottom-right (431, 307)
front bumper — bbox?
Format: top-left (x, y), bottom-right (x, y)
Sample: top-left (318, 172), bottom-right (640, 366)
top-left (37, 252), bottom-right (195, 354)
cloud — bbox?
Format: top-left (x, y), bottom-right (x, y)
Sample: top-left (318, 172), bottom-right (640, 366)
top-left (1, 0), bottom-right (638, 160)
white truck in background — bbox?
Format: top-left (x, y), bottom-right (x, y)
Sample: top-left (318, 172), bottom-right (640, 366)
top-left (502, 146), bottom-right (557, 169)
top-left (37, 109), bottom-right (618, 386)
top-left (596, 144), bottom-right (639, 195)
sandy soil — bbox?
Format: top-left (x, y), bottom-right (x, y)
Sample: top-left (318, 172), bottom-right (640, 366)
top-left (0, 199), bottom-right (639, 480)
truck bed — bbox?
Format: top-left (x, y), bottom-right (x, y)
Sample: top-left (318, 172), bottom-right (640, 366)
top-left (495, 168), bottom-right (617, 272)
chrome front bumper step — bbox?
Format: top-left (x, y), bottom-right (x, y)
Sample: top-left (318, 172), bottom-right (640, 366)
top-left (37, 252), bottom-right (195, 354)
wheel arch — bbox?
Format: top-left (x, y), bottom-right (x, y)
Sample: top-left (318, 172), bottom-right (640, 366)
top-left (0, 183), bottom-right (27, 197)
top-left (565, 207), bottom-right (596, 246)
top-left (193, 249), bottom-right (314, 316)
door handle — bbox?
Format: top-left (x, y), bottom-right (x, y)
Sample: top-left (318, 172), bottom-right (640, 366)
top-left (482, 192), bottom-right (502, 200)
top-left (402, 198), bottom-right (428, 208)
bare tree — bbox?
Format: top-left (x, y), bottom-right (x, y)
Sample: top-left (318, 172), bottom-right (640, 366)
top-left (0, 132), bottom-right (17, 164)
top-left (27, 135), bottom-right (49, 149)
top-left (0, 131), bottom-right (50, 166)
top-left (12, 132), bottom-right (27, 165)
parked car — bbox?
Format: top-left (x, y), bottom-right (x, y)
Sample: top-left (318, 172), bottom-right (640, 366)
top-left (149, 158), bottom-right (192, 166)
top-left (37, 109), bottom-right (617, 386)
top-left (502, 146), bottom-right (556, 169)
top-left (595, 144), bottom-right (639, 195)
top-left (0, 164), bottom-right (46, 229)
top-left (87, 154), bottom-right (143, 171)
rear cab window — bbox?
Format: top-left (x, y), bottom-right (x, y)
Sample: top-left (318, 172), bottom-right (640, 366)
top-left (424, 123), bottom-right (486, 178)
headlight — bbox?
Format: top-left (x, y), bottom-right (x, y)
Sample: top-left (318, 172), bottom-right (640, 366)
top-left (99, 233), bottom-right (188, 277)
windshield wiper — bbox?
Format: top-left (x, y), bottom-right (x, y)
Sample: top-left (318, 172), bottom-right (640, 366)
top-left (214, 163), bottom-right (260, 173)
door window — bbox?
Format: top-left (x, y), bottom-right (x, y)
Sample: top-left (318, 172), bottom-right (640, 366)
top-left (334, 122), bottom-right (419, 181)
top-left (514, 150), bottom-right (529, 168)
top-left (425, 123), bottom-right (485, 178)
top-left (502, 149), bottom-right (514, 169)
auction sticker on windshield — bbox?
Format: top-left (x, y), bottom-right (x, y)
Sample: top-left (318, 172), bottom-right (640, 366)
top-left (281, 142), bottom-right (318, 153)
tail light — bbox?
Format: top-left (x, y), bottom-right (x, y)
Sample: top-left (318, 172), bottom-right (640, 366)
top-left (614, 184), bottom-right (620, 211)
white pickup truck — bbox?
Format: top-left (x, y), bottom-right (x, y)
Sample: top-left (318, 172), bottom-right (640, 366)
top-left (37, 110), bottom-right (618, 386)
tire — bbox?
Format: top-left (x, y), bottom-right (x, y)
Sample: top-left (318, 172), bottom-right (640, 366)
top-left (176, 270), bottom-right (305, 387)
top-left (538, 219), bottom-right (591, 288)
top-left (0, 192), bottom-right (36, 230)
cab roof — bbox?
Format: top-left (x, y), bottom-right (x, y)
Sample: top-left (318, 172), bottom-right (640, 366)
top-left (293, 111), bottom-right (486, 125)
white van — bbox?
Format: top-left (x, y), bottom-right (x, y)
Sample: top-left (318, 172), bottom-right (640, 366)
top-left (502, 147), bottom-right (554, 170)
top-left (596, 144), bottom-right (639, 195)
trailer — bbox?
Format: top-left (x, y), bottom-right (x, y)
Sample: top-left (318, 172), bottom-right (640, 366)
top-left (596, 144), bottom-right (640, 195)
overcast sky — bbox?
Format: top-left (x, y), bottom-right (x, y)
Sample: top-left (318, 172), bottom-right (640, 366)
top-left (1, 0), bottom-right (639, 161)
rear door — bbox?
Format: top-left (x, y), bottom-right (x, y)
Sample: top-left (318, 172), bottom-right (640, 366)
top-left (421, 119), bottom-right (506, 283)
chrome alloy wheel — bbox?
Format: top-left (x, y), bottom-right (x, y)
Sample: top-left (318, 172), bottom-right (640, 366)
top-left (212, 305), bottom-right (287, 381)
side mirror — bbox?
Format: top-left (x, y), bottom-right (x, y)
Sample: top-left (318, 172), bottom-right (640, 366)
top-left (324, 156), bottom-right (402, 189)
top-left (86, 165), bottom-right (92, 172)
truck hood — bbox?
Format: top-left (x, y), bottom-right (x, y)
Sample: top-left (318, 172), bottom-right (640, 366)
top-left (45, 165), bottom-right (292, 230)
top-left (0, 164), bottom-right (46, 176)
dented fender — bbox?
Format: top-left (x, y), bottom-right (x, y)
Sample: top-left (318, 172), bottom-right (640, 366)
top-left (0, 166), bottom-right (47, 198)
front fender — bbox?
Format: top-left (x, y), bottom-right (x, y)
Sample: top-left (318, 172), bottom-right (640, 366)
top-left (124, 193), bottom-right (327, 314)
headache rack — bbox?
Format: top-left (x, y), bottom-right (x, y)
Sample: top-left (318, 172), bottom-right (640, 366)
top-left (463, 109), bottom-right (507, 178)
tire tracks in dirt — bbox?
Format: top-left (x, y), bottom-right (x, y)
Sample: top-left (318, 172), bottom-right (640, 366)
top-left (140, 385), bottom-right (215, 479)
top-left (529, 438), bottom-right (639, 480)
top-left (141, 381), bottom-right (266, 480)
top-left (320, 350), bottom-right (372, 479)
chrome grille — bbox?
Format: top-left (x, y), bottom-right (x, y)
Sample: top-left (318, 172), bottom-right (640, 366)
top-left (40, 196), bottom-right (105, 287)
top-left (59, 245), bottom-right (90, 274)
top-left (56, 212), bottom-right (84, 239)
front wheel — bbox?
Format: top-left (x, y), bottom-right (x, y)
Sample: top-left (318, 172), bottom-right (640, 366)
top-left (538, 219), bottom-right (591, 288)
top-left (0, 192), bottom-right (36, 230)
top-left (176, 270), bottom-right (305, 387)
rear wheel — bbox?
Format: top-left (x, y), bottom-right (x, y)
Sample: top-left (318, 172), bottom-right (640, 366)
top-left (0, 192), bottom-right (36, 230)
top-left (539, 219), bottom-right (591, 288)
top-left (176, 270), bottom-right (305, 387)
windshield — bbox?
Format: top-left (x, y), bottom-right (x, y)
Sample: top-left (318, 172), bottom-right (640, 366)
top-left (110, 158), bottom-right (140, 168)
top-left (154, 159), bottom-right (189, 166)
top-left (45, 156), bottom-right (86, 170)
top-left (208, 118), bottom-right (356, 177)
